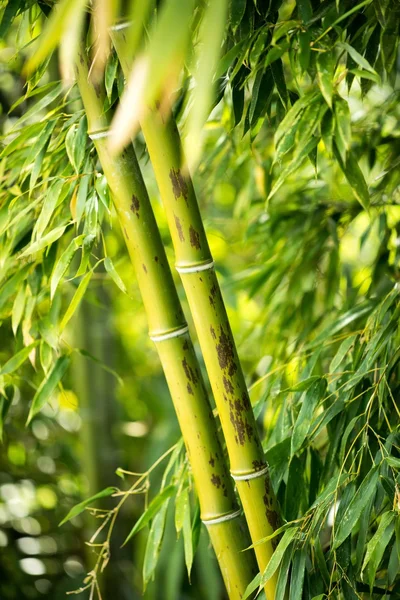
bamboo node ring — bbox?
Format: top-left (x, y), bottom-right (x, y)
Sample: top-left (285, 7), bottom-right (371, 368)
top-left (202, 509), bottom-right (242, 526)
top-left (88, 129), bottom-right (110, 140)
top-left (149, 325), bottom-right (189, 342)
top-left (231, 464), bottom-right (270, 481)
top-left (109, 21), bottom-right (133, 31)
top-left (176, 261), bottom-right (214, 274)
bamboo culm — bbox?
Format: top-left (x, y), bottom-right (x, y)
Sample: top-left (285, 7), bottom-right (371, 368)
top-left (111, 28), bottom-right (282, 599)
top-left (74, 51), bottom-right (257, 599)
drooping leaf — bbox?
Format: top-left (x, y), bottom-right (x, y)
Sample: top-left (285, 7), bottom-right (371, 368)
top-left (316, 50), bottom-right (334, 107)
top-left (59, 486), bottom-right (118, 526)
top-left (333, 466), bottom-right (379, 549)
top-left (123, 485), bottom-right (176, 546)
top-left (143, 500), bottom-right (170, 589)
top-left (59, 270), bottom-right (93, 332)
top-left (0, 342), bottom-right (39, 375)
top-left (104, 257), bottom-right (128, 294)
top-left (27, 355), bottom-right (71, 424)
top-left (291, 378), bottom-right (327, 455)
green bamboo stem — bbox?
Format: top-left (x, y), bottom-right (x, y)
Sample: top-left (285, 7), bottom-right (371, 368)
top-left (74, 51), bottom-right (257, 599)
top-left (111, 29), bottom-right (281, 599)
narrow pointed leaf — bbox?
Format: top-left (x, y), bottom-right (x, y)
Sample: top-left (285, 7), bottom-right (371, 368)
top-left (59, 486), bottom-right (118, 526)
top-left (123, 485), bottom-right (176, 546)
top-left (0, 342), bottom-right (39, 375)
top-left (27, 355), bottom-right (70, 424)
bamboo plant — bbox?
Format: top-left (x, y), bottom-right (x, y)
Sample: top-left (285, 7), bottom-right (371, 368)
top-left (74, 50), bottom-right (257, 599)
top-left (111, 28), bottom-right (282, 598)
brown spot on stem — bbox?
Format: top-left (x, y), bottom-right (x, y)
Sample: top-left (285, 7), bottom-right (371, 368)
top-left (174, 214), bottom-right (185, 242)
top-left (169, 168), bottom-right (188, 201)
top-left (182, 357), bottom-right (198, 384)
top-left (182, 339), bottom-right (189, 351)
top-left (216, 326), bottom-right (237, 377)
top-left (211, 474), bottom-right (221, 488)
top-left (123, 228), bottom-right (129, 240)
top-left (142, 264), bottom-right (147, 273)
top-left (253, 460), bottom-right (266, 471)
top-left (131, 195), bottom-right (140, 217)
top-left (223, 376), bottom-right (234, 395)
top-left (208, 455), bottom-right (215, 467)
top-left (187, 383), bottom-right (193, 395)
top-left (189, 225), bottom-right (201, 250)
top-left (210, 325), bottom-right (216, 339)
top-left (154, 256), bottom-right (159, 262)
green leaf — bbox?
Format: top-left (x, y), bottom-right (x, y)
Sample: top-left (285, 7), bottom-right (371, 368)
top-left (143, 500), bottom-right (169, 589)
top-left (59, 271), bottom-right (93, 332)
top-left (105, 52), bottom-right (119, 101)
top-left (104, 257), bottom-right (127, 294)
top-left (0, 386), bottom-right (17, 442)
top-left (179, 488), bottom-right (193, 579)
top-left (59, 487), bottom-right (117, 526)
top-left (291, 378), bottom-right (327, 455)
top-left (268, 137), bottom-right (318, 201)
top-left (123, 485), bottom-right (176, 546)
top-left (287, 376), bottom-right (320, 392)
top-left (0, 265), bottom-right (31, 311)
top-left (321, 109), bottom-right (334, 155)
top-left (11, 284), bottom-right (27, 336)
top-left (73, 116), bottom-right (87, 173)
top-left (0, 342), bottom-right (39, 375)
top-left (11, 84), bottom-right (63, 129)
top-left (215, 40), bottom-right (246, 80)
top-left (330, 334), bottom-right (357, 372)
top-left (362, 511), bottom-right (394, 573)
top-left (274, 91), bottom-right (318, 148)
top-left (20, 226), bottom-right (67, 258)
top-left (243, 573), bottom-right (261, 600)
top-left (33, 180), bottom-right (64, 240)
top-left (339, 42), bottom-right (379, 76)
top-left (259, 528), bottom-right (298, 588)
top-left (289, 548), bottom-right (306, 600)
top-left (230, 0), bottom-right (246, 32)
top-left (316, 51), bottom-right (334, 107)
top-left (367, 520), bottom-right (395, 589)
top-left (50, 239), bottom-right (78, 300)
top-left (25, 0), bottom-right (87, 74)
top-left (27, 355), bottom-right (70, 424)
top-left (334, 97), bottom-right (351, 163)
top-left (333, 466), bottom-right (379, 549)
top-left (333, 144), bottom-right (370, 210)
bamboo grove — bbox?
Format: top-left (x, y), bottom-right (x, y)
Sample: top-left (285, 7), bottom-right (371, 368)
top-left (0, 1), bottom-right (400, 599)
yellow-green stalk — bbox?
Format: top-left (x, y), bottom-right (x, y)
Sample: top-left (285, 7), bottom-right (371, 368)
top-left (111, 29), bottom-right (281, 599)
top-left (74, 51), bottom-right (257, 599)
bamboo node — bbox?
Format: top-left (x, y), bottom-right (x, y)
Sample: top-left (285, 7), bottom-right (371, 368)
top-left (176, 261), bottom-right (214, 274)
top-left (231, 464), bottom-right (270, 481)
top-left (202, 508), bottom-right (242, 526)
top-left (149, 325), bottom-right (189, 342)
top-left (109, 21), bottom-right (133, 32)
top-left (88, 128), bottom-right (110, 140)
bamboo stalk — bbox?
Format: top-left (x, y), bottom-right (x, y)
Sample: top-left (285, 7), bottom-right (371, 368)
top-left (74, 50), bottom-right (257, 599)
top-left (111, 29), bottom-right (282, 599)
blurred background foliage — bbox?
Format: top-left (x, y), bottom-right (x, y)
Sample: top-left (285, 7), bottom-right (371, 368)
top-left (0, 0), bottom-right (399, 598)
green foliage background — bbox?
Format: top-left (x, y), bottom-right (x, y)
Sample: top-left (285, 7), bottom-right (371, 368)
top-left (0, 0), bottom-right (399, 598)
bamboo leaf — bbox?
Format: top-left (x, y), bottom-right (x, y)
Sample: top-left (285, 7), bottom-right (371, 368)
top-left (123, 485), bottom-right (176, 546)
top-left (333, 466), bottom-right (379, 549)
top-left (334, 97), bottom-right (351, 162)
top-left (181, 488), bottom-right (193, 579)
top-left (184, 0), bottom-right (228, 169)
top-left (338, 42), bottom-right (379, 75)
top-left (291, 378), bottom-right (327, 455)
top-left (230, 0), bottom-right (246, 32)
top-left (333, 144), bottom-right (370, 210)
top-left (59, 271), bottom-right (93, 332)
top-left (0, 386), bottom-right (16, 442)
top-left (0, 342), bottom-right (39, 375)
top-left (143, 500), bottom-right (169, 589)
top-left (0, 265), bottom-right (31, 311)
top-left (259, 527), bottom-right (298, 588)
top-left (110, 0), bottom-right (195, 153)
top-left (104, 257), bottom-right (127, 294)
top-left (27, 355), bottom-right (70, 424)
top-left (34, 180), bottom-right (64, 239)
top-left (243, 573), bottom-right (261, 600)
top-left (329, 334), bottom-right (357, 372)
top-left (317, 51), bottom-right (334, 108)
top-left (25, 0), bottom-right (87, 74)
top-left (289, 548), bottom-right (306, 600)
top-left (362, 511), bottom-right (394, 573)
top-left (367, 520), bottom-right (395, 589)
top-left (274, 91), bottom-right (318, 148)
top-left (59, 487), bottom-right (118, 526)
top-left (73, 116), bottom-right (87, 173)
top-left (11, 83), bottom-right (63, 129)
top-left (268, 137), bottom-right (318, 200)
top-left (11, 284), bottom-right (27, 335)
top-left (20, 226), bottom-right (67, 258)
top-left (50, 238), bottom-right (79, 300)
